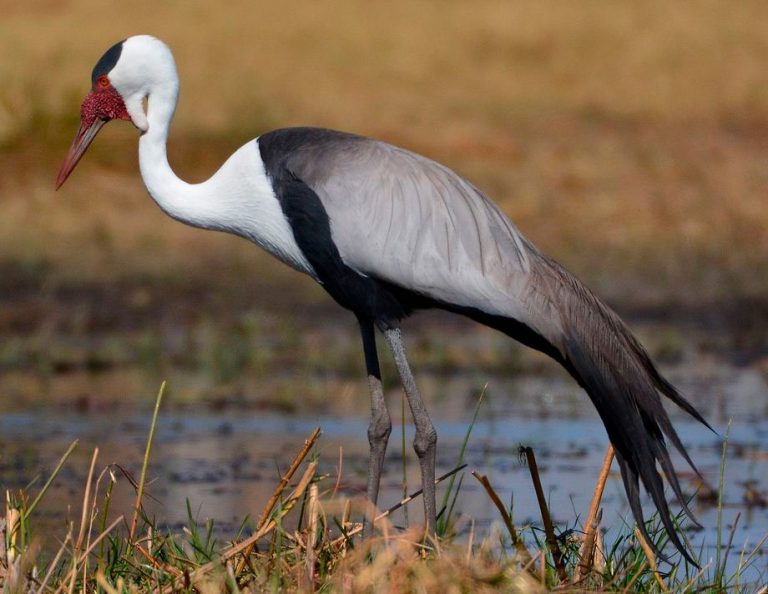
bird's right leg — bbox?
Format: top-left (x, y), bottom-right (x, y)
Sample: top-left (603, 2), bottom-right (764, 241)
top-left (383, 327), bottom-right (437, 535)
top-left (359, 318), bottom-right (391, 536)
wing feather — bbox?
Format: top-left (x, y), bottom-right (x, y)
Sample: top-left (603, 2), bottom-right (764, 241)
top-left (258, 128), bottom-right (709, 564)
top-left (278, 131), bottom-right (552, 331)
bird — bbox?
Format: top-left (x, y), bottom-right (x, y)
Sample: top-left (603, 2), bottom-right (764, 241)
top-left (57, 35), bottom-right (711, 563)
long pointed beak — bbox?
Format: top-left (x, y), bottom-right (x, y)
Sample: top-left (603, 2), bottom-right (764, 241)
top-left (55, 117), bottom-right (107, 190)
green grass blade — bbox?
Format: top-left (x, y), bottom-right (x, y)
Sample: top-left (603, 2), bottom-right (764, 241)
top-left (714, 420), bottom-right (732, 588)
top-left (23, 438), bottom-right (78, 521)
top-left (129, 381), bottom-right (166, 542)
top-left (437, 385), bottom-right (485, 534)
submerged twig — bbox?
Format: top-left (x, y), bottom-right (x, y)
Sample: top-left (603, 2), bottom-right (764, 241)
top-left (256, 427), bottom-right (321, 531)
top-left (575, 444), bottom-right (614, 582)
top-left (333, 464), bottom-right (468, 543)
top-left (306, 483), bottom-right (320, 591)
top-left (634, 526), bottom-right (669, 592)
top-left (471, 471), bottom-right (534, 568)
top-left (161, 460), bottom-right (318, 593)
top-left (521, 446), bottom-right (567, 582)
top-left (575, 508), bottom-right (603, 585)
top-left (234, 426), bottom-right (320, 576)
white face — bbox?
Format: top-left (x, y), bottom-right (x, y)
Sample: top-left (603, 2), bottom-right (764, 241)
top-left (57, 35), bottom-right (180, 189)
top-left (108, 35), bottom-right (178, 132)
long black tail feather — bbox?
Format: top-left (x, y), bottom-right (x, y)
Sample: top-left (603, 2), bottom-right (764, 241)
top-left (555, 275), bottom-right (709, 567)
top-left (567, 337), bottom-right (700, 565)
top-left (442, 251), bottom-right (711, 565)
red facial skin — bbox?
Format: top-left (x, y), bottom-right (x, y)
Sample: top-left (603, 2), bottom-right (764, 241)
top-left (56, 75), bottom-right (131, 189)
top-left (82, 76), bottom-right (130, 126)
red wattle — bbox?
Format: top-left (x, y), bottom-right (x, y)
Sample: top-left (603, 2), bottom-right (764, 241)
top-left (80, 86), bottom-right (130, 127)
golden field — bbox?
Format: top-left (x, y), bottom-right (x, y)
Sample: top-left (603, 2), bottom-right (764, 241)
top-left (0, 0), bottom-right (766, 307)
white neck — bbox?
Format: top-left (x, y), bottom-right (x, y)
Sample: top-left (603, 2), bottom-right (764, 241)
top-left (138, 80), bottom-right (212, 228)
top-left (110, 35), bottom-right (315, 276)
top-left (134, 72), bottom-right (316, 277)
top-left (105, 35), bottom-right (211, 228)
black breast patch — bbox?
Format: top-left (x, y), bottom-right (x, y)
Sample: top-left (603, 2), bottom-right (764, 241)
top-left (265, 162), bottom-right (411, 328)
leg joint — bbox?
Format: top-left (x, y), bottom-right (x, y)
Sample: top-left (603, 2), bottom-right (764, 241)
top-left (368, 413), bottom-right (392, 444)
top-left (413, 426), bottom-right (437, 458)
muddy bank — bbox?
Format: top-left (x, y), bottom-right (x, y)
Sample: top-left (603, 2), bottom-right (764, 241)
top-left (1, 270), bottom-right (768, 416)
top-left (4, 268), bottom-right (768, 350)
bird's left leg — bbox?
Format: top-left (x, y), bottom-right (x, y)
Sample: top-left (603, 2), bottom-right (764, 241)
top-left (383, 327), bottom-right (437, 535)
top-left (359, 318), bottom-right (391, 537)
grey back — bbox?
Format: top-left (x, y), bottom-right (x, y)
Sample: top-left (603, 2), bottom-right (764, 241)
top-left (271, 130), bottom-right (565, 344)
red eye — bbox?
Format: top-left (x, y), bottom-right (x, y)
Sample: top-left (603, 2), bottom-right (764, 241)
top-left (97, 75), bottom-right (110, 89)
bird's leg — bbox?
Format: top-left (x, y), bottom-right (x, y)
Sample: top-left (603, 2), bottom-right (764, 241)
top-left (360, 319), bottom-right (391, 537)
top-left (383, 327), bottom-right (437, 535)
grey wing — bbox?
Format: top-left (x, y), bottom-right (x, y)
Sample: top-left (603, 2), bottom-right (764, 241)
top-left (286, 134), bottom-right (564, 342)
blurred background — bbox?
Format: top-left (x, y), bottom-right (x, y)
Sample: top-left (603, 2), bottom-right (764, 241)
top-left (0, 0), bottom-right (766, 568)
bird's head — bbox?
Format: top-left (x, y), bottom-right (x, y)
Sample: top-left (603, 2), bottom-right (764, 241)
top-left (56, 35), bottom-right (177, 189)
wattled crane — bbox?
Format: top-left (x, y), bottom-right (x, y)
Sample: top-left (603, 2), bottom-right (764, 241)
top-left (57, 35), bottom-right (711, 562)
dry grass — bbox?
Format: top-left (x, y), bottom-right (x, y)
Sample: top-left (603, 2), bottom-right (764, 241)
top-left (0, 1), bottom-right (767, 306)
top-left (4, 417), bottom-right (761, 594)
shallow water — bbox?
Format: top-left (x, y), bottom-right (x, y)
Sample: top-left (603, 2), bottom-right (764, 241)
top-left (0, 358), bottom-right (766, 587)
